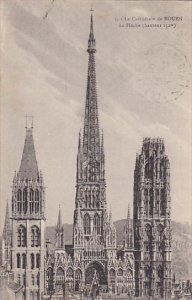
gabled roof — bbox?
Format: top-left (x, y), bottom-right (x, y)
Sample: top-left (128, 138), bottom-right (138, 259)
top-left (18, 128), bottom-right (38, 180)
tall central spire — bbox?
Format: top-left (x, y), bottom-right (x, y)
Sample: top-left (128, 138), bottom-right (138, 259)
top-left (81, 13), bottom-right (103, 182)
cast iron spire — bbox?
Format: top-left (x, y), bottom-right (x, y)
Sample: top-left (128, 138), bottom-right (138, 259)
top-left (82, 12), bottom-right (101, 182)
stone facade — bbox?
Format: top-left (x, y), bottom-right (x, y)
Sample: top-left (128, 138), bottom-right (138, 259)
top-left (133, 138), bottom-right (172, 299)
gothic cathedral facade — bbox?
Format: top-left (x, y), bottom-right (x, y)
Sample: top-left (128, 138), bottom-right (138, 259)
top-left (45, 14), bottom-right (135, 297)
top-left (1, 13), bottom-right (172, 300)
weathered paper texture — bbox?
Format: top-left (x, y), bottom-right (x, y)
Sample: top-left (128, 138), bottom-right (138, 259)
top-left (0, 0), bottom-right (192, 291)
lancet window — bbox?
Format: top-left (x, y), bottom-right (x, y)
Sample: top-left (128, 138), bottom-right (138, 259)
top-left (34, 190), bottom-right (40, 213)
top-left (31, 226), bottom-right (40, 247)
top-left (17, 225), bottom-right (27, 247)
top-left (23, 187), bottom-right (28, 214)
top-left (84, 214), bottom-right (91, 235)
top-left (17, 253), bottom-right (21, 268)
top-left (17, 190), bottom-right (22, 213)
top-left (93, 213), bottom-right (101, 234)
top-left (22, 253), bottom-right (26, 269)
top-left (36, 253), bottom-right (40, 268)
top-left (31, 253), bottom-right (35, 269)
top-left (29, 189), bottom-right (34, 213)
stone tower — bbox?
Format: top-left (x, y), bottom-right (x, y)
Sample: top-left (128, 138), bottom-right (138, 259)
top-left (55, 206), bottom-right (64, 249)
top-left (133, 138), bottom-right (172, 299)
top-left (2, 201), bottom-right (11, 269)
top-left (11, 123), bottom-right (46, 300)
top-left (73, 13), bottom-right (116, 289)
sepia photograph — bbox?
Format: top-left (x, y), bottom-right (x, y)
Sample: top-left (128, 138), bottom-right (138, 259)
top-left (0, 1), bottom-right (192, 299)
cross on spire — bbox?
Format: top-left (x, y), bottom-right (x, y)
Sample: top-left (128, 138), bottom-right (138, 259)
top-left (25, 114), bottom-right (34, 129)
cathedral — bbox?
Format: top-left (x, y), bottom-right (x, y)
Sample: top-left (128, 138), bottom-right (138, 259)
top-left (45, 13), bottom-right (135, 298)
top-left (0, 13), bottom-right (172, 300)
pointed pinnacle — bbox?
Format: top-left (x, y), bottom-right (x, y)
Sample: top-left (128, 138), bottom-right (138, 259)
top-left (88, 13), bottom-right (96, 52)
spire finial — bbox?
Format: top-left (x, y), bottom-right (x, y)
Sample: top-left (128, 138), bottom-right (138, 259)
top-left (88, 9), bottom-right (96, 53)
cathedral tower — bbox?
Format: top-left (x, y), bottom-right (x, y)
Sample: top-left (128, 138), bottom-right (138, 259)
top-left (11, 123), bottom-right (46, 300)
top-left (133, 138), bottom-right (172, 299)
top-left (73, 13), bottom-right (116, 289)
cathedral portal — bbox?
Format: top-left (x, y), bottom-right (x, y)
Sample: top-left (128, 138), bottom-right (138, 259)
top-left (85, 262), bottom-right (106, 286)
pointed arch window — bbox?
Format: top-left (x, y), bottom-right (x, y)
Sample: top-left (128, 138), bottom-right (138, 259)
top-left (94, 213), bottom-right (101, 234)
top-left (149, 189), bottom-right (153, 216)
top-left (17, 253), bottom-right (21, 268)
top-left (66, 268), bottom-right (73, 278)
top-left (34, 190), bottom-right (40, 213)
top-left (31, 226), bottom-right (40, 247)
top-left (29, 189), bottom-right (34, 213)
top-left (144, 224), bottom-right (151, 252)
top-left (109, 269), bottom-right (116, 283)
top-left (22, 253), bottom-right (26, 269)
top-left (32, 274), bottom-right (35, 285)
top-left (23, 187), bottom-right (28, 214)
top-left (75, 269), bottom-right (82, 291)
top-left (145, 265), bottom-right (150, 279)
top-left (37, 273), bottom-right (40, 286)
top-left (31, 253), bottom-right (35, 269)
top-left (36, 253), bottom-right (40, 268)
top-left (17, 190), bottom-right (22, 213)
top-left (56, 267), bottom-right (65, 284)
top-left (156, 189), bottom-right (160, 214)
top-left (160, 189), bottom-right (166, 216)
top-left (144, 189), bottom-right (148, 215)
top-left (18, 225), bottom-right (27, 247)
top-left (84, 214), bottom-right (91, 235)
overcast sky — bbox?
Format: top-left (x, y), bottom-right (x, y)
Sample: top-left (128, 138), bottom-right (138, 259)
top-left (0, 0), bottom-right (192, 232)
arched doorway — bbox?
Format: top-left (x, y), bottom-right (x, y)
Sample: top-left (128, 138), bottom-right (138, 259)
top-left (85, 261), bottom-right (106, 287)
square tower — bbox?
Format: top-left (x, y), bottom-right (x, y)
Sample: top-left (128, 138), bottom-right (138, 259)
top-left (11, 125), bottom-right (46, 300)
top-left (133, 138), bottom-right (172, 299)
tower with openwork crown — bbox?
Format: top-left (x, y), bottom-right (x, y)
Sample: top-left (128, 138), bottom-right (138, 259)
top-left (11, 122), bottom-right (45, 300)
top-left (133, 138), bottom-right (172, 299)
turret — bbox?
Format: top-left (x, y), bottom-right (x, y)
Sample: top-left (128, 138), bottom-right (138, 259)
top-left (123, 204), bottom-right (133, 250)
top-left (55, 205), bottom-right (64, 249)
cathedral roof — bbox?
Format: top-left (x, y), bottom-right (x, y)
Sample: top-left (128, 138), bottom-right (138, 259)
top-left (18, 127), bottom-right (39, 180)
